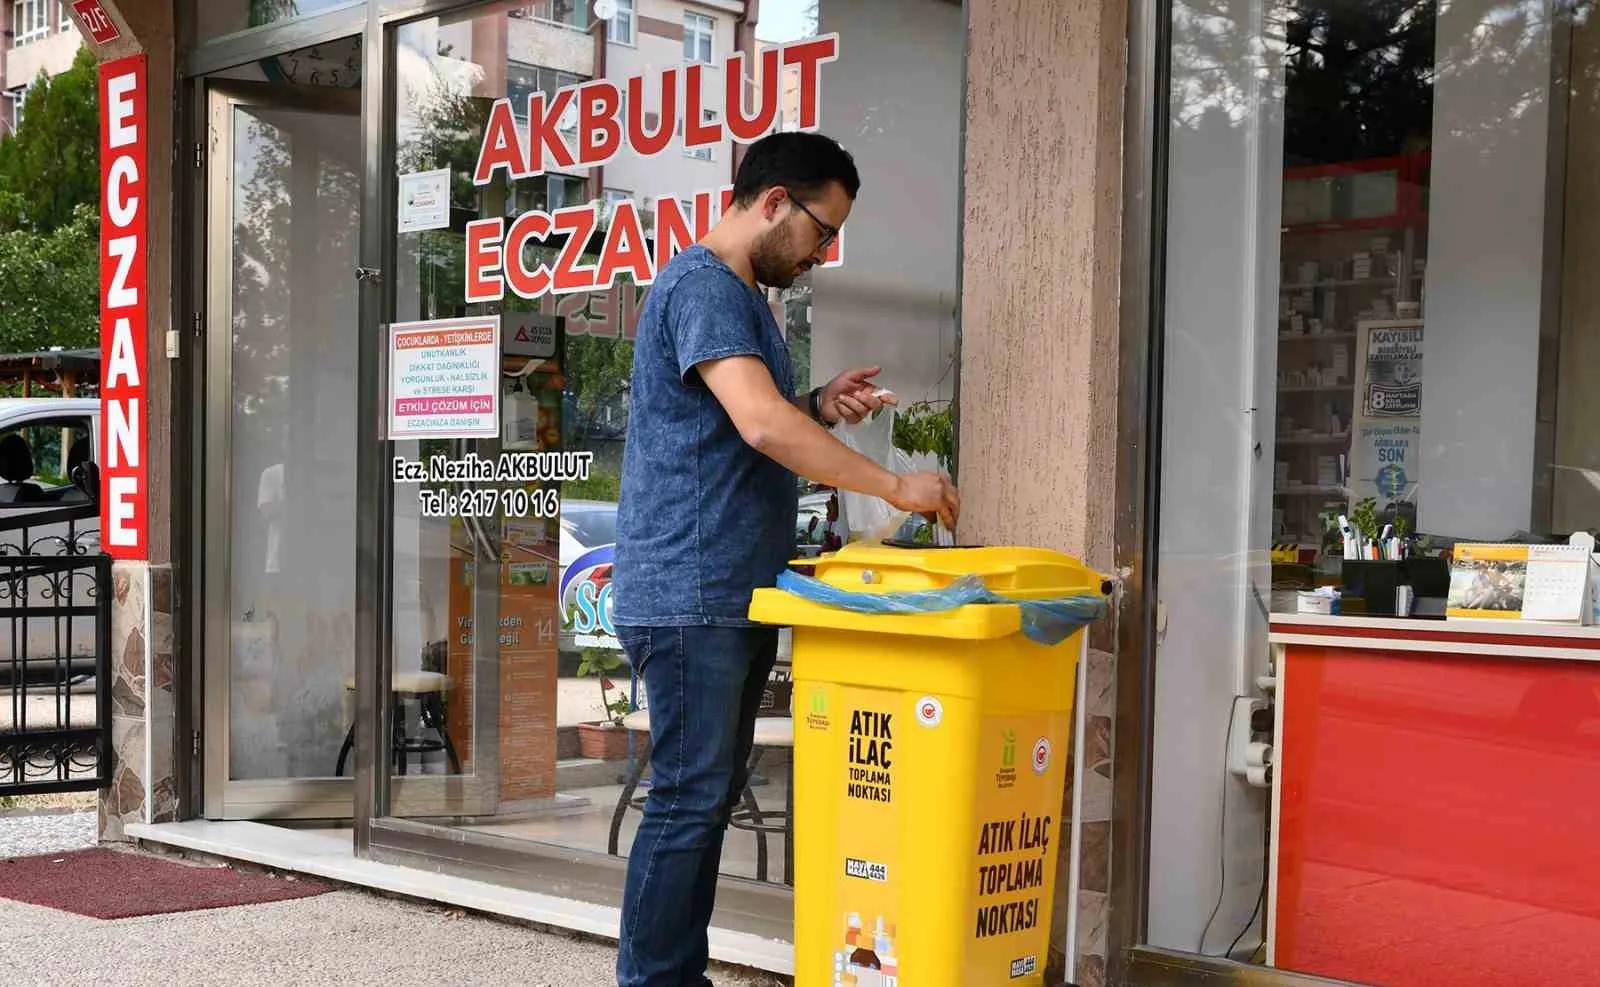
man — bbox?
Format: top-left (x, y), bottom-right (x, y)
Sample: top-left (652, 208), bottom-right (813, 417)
top-left (611, 130), bottom-right (960, 987)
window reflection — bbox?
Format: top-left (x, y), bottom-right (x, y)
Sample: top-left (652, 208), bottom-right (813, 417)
top-left (383, 0), bottom-right (960, 888)
top-left (192, 0), bottom-right (362, 46)
top-left (1152, 0), bottom-right (1600, 970)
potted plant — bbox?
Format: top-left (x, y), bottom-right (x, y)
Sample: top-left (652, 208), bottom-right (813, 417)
top-left (574, 645), bottom-right (642, 761)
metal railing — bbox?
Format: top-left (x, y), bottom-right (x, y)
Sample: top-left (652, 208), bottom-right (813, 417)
top-left (0, 501), bottom-right (111, 797)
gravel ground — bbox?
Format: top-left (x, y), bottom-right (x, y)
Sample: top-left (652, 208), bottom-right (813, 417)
top-left (0, 883), bottom-right (789, 986)
top-left (0, 807), bottom-right (96, 858)
top-left (0, 794), bottom-right (787, 985)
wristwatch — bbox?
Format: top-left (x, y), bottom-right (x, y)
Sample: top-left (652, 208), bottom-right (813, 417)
top-left (808, 387), bottom-right (834, 428)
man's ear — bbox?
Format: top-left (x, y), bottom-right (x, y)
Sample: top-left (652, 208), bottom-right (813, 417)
top-left (759, 185), bottom-right (788, 221)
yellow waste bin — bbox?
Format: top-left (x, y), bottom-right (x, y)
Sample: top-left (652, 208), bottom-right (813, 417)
top-left (748, 541), bottom-right (1111, 987)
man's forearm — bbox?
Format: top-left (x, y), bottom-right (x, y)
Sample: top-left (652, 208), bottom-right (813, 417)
top-left (748, 400), bottom-right (898, 501)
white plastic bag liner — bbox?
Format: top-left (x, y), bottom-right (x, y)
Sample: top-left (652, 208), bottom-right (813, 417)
top-left (502, 381), bottom-right (539, 448)
top-left (836, 408), bottom-right (955, 545)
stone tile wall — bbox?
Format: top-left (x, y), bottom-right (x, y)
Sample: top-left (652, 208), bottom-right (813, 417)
top-left (100, 562), bottom-right (176, 841)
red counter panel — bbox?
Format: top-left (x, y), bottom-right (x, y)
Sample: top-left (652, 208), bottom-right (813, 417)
top-left (1273, 639), bottom-right (1600, 986)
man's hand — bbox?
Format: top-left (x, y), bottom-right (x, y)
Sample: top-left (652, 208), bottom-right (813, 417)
top-left (820, 365), bottom-right (897, 425)
top-left (695, 355), bottom-right (958, 530)
top-left (888, 472), bottom-right (961, 531)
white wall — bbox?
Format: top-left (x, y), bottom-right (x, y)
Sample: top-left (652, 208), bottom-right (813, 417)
top-left (5, 29), bottom-right (79, 90)
top-left (807, 0), bottom-right (962, 407)
top-left (1417, 0), bottom-right (1557, 540)
top-left (507, 15), bottom-right (594, 74)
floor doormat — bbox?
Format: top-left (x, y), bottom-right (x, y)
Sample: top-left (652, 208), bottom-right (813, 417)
top-left (0, 848), bottom-right (332, 918)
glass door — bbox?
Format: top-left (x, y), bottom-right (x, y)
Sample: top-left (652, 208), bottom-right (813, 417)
top-left (202, 81), bottom-right (363, 819)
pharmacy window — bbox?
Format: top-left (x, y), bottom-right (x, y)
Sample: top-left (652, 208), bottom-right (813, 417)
top-left (683, 11), bottom-right (715, 64)
top-left (1149, 0), bottom-right (1600, 976)
top-left (385, 0), bottom-right (963, 895)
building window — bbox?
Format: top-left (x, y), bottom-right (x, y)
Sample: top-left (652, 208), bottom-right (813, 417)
top-left (506, 61), bottom-right (586, 133)
top-left (12, 0), bottom-right (50, 46)
top-left (57, 0), bottom-right (70, 31)
top-left (608, 0), bottom-right (635, 46)
top-left (547, 173), bottom-right (588, 212)
top-left (602, 187), bottom-right (632, 218)
top-left (6, 85), bottom-right (27, 129)
top-left (512, 0), bottom-right (590, 32)
top-left (683, 11), bottom-right (715, 64)
top-left (684, 110), bottom-right (716, 161)
top-left (504, 173), bottom-right (590, 217)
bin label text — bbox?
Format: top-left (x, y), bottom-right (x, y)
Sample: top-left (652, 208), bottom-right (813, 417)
top-left (828, 686), bottom-right (904, 984)
top-left (846, 708), bottom-right (894, 804)
top-left (964, 712), bottom-right (1070, 983)
top-left (845, 857), bottom-right (889, 883)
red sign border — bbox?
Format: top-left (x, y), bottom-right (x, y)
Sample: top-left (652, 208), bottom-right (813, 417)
top-left (99, 53), bottom-right (147, 561)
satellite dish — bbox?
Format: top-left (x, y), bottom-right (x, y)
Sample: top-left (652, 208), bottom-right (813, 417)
top-left (593, 0), bottom-right (618, 20)
top-left (558, 103), bottom-right (580, 132)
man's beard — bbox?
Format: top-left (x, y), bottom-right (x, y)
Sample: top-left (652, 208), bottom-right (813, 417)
top-left (750, 228), bottom-right (799, 289)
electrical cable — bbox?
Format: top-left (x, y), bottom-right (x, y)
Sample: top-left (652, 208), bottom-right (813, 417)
top-left (1195, 696), bottom-right (1242, 954)
top-left (1227, 880), bottom-right (1266, 960)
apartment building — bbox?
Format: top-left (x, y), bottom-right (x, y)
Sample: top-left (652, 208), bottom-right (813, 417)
top-left (489, 0), bottom-right (745, 225)
top-left (3, 0), bottom-right (82, 131)
top-left (598, 0), bottom-right (744, 209)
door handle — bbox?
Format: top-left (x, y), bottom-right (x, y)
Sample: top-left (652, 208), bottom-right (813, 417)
top-left (355, 266), bottom-right (383, 284)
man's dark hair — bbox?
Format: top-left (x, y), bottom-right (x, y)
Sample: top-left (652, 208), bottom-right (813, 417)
top-left (731, 131), bottom-right (860, 208)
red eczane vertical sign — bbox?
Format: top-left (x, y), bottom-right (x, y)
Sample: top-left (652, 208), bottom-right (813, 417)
top-left (99, 54), bottom-right (147, 560)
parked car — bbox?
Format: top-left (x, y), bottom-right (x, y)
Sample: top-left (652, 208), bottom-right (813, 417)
top-left (558, 499), bottom-right (620, 655)
top-left (555, 491), bottom-right (930, 651)
top-left (0, 398), bottom-right (104, 685)
top-left (795, 491), bottom-right (832, 558)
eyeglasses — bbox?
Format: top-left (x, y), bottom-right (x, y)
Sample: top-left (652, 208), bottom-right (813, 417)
top-left (785, 192), bottom-right (839, 252)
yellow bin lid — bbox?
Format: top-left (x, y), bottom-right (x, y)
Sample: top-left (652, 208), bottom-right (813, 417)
top-left (802, 541), bottom-right (1110, 600)
top-left (747, 541), bottom-right (1111, 639)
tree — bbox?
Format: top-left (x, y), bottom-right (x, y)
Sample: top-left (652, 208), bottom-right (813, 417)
top-left (0, 44), bottom-right (98, 233)
top-left (0, 205), bottom-right (100, 352)
top-left (1281, 0), bottom-right (1436, 165)
top-left (0, 43), bottom-right (101, 355)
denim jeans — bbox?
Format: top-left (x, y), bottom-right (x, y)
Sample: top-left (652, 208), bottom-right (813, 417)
top-left (614, 623), bottom-right (779, 987)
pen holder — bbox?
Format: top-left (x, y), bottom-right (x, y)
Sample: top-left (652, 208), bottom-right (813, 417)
top-left (1339, 560), bottom-right (1405, 616)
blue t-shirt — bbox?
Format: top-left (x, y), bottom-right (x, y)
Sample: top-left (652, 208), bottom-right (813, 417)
top-left (610, 245), bottom-right (799, 627)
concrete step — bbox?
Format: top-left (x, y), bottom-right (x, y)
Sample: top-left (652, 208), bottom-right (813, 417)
top-left (556, 756), bottom-right (644, 790)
